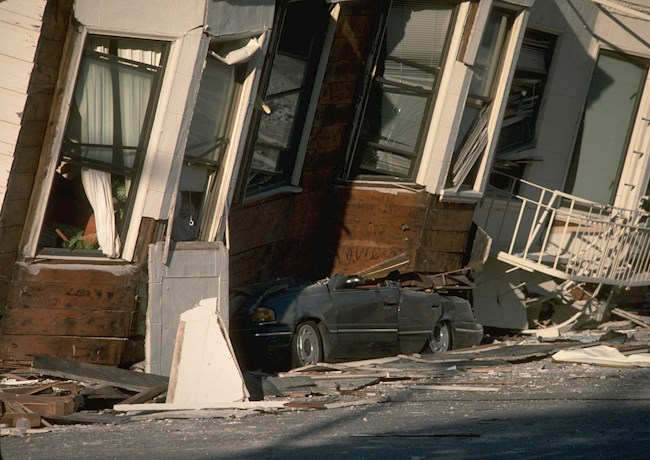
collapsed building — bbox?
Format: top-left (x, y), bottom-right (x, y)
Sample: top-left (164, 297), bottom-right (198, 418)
top-left (0, 0), bottom-right (648, 373)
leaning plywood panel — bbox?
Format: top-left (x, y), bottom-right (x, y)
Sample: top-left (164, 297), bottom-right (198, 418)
top-left (166, 298), bottom-right (248, 404)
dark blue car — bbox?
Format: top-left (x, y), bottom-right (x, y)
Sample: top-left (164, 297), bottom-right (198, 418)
top-left (230, 274), bottom-right (483, 371)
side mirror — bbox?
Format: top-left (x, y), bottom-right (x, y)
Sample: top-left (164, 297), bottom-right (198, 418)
top-left (345, 275), bottom-right (365, 288)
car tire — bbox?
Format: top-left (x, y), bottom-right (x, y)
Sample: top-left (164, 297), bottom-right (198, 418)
top-left (427, 321), bottom-right (452, 353)
top-left (291, 321), bottom-right (323, 368)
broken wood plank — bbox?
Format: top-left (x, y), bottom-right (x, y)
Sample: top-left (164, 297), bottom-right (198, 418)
top-left (0, 412), bottom-right (41, 428)
top-left (412, 385), bottom-right (500, 392)
top-left (611, 308), bottom-right (650, 328)
top-left (283, 401), bottom-right (327, 410)
top-left (0, 393), bottom-right (76, 416)
top-left (31, 355), bottom-right (168, 393)
top-left (43, 412), bottom-right (130, 425)
top-left (113, 400), bottom-right (287, 412)
top-left (119, 383), bottom-right (168, 405)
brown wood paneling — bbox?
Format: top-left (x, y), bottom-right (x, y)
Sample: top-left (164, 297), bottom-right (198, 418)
top-left (1, 261), bottom-right (140, 365)
top-left (420, 229), bottom-right (469, 253)
top-left (333, 243), bottom-right (414, 275)
top-left (424, 202), bottom-right (475, 231)
top-left (415, 251), bottom-right (465, 274)
top-left (0, 335), bottom-right (125, 365)
top-left (1, 306), bottom-right (132, 337)
top-left (7, 281), bottom-right (136, 311)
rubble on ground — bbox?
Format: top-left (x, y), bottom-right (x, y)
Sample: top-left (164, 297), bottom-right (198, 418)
top-left (1, 320), bottom-right (648, 436)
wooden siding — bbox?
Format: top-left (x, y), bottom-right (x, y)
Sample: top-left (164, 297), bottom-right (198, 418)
top-left (0, 262), bottom-right (141, 365)
top-left (0, 0), bottom-right (47, 201)
top-left (328, 187), bottom-right (474, 276)
top-left (0, 0), bottom-right (73, 309)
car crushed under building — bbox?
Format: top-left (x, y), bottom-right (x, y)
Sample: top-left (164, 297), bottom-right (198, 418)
top-left (230, 273), bottom-right (484, 371)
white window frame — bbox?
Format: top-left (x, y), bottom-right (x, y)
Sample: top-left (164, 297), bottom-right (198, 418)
top-left (241, 1), bottom-right (339, 201)
top-left (20, 25), bottom-right (174, 261)
top-left (343, 0), bottom-right (461, 183)
top-left (438, 3), bottom-right (529, 202)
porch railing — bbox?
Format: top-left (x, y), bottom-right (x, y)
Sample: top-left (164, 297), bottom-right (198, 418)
top-left (475, 171), bottom-right (650, 287)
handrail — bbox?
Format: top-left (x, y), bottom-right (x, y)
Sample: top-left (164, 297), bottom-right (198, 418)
top-left (476, 171), bottom-right (650, 287)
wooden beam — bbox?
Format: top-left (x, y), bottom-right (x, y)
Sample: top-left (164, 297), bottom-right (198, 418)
top-left (31, 355), bottom-right (168, 392)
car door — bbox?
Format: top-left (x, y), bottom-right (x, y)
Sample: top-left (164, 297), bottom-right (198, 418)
top-left (398, 290), bottom-right (441, 354)
top-left (329, 276), bottom-right (399, 359)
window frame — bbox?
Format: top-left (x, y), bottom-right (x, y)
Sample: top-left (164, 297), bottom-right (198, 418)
top-left (439, 2), bottom-right (530, 202)
top-left (171, 43), bottom-right (247, 243)
top-left (21, 26), bottom-right (169, 260)
top-left (343, 0), bottom-right (460, 183)
top-left (239, 0), bottom-right (333, 201)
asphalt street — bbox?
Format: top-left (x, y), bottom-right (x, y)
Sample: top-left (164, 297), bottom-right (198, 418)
top-left (2, 349), bottom-right (650, 460)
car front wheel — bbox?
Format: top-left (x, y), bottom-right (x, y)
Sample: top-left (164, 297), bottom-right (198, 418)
top-left (291, 321), bottom-right (323, 368)
top-left (428, 321), bottom-right (452, 353)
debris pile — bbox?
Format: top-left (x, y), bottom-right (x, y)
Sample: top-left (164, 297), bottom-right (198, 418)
top-left (1, 321), bottom-right (648, 436)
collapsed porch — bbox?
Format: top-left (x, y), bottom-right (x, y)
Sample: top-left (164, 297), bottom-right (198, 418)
top-left (474, 171), bottom-right (650, 332)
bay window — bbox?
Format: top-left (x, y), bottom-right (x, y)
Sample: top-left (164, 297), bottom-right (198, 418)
top-left (347, 0), bottom-right (458, 181)
top-left (38, 35), bottom-right (166, 258)
top-left (242, 0), bottom-right (329, 197)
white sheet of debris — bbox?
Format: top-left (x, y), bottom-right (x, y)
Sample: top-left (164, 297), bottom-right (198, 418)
top-left (552, 345), bottom-right (650, 368)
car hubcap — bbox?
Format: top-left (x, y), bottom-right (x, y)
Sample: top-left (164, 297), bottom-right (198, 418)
top-left (429, 322), bottom-right (450, 353)
top-left (298, 326), bottom-right (318, 364)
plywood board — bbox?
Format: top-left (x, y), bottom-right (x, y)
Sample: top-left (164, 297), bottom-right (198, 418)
top-left (166, 299), bottom-right (248, 404)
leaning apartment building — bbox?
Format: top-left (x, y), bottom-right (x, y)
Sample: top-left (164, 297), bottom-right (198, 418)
top-left (0, 0), bottom-right (648, 373)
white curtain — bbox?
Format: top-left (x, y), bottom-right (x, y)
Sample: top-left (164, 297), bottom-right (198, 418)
top-left (76, 37), bottom-right (162, 258)
top-left (77, 39), bottom-right (120, 257)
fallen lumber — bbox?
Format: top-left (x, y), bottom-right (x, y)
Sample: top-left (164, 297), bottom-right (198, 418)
top-left (0, 393), bottom-right (76, 416)
top-left (611, 308), bottom-right (650, 328)
top-left (113, 400), bottom-right (286, 412)
top-left (119, 383), bottom-right (168, 405)
top-left (412, 385), bottom-right (500, 392)
top-left (31, 355), bottom-right (168, 393)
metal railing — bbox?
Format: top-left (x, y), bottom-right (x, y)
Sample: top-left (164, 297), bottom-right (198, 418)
top-left (475, 171), bottom-right (650, 287)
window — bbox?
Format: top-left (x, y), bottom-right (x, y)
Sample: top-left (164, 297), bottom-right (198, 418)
top-left (490, 28), bottom-right (556, 190)
top-left (38, 35), bottom-right (166, 258)
top-left (172, 44), bottom-right (242, 242)
top-left (347, 0), bottom-right (457, 181)
top-left (243, 0), bottom-right (329, 197)
top-left (565, 50), bottom-right (648, 205)
top-left (446, 8), bottom-right (515, 192)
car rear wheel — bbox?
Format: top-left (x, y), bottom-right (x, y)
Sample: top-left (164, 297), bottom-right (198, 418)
top-left (291, 321), bottom-right (323, 368)
top-left (428, 321), bottom-right (451, 353)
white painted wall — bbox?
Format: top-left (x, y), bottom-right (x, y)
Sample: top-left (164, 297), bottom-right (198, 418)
top-left (0, 0), bottom-right (46, 208)
top-left (523, 0), bottom-right (650, 201)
